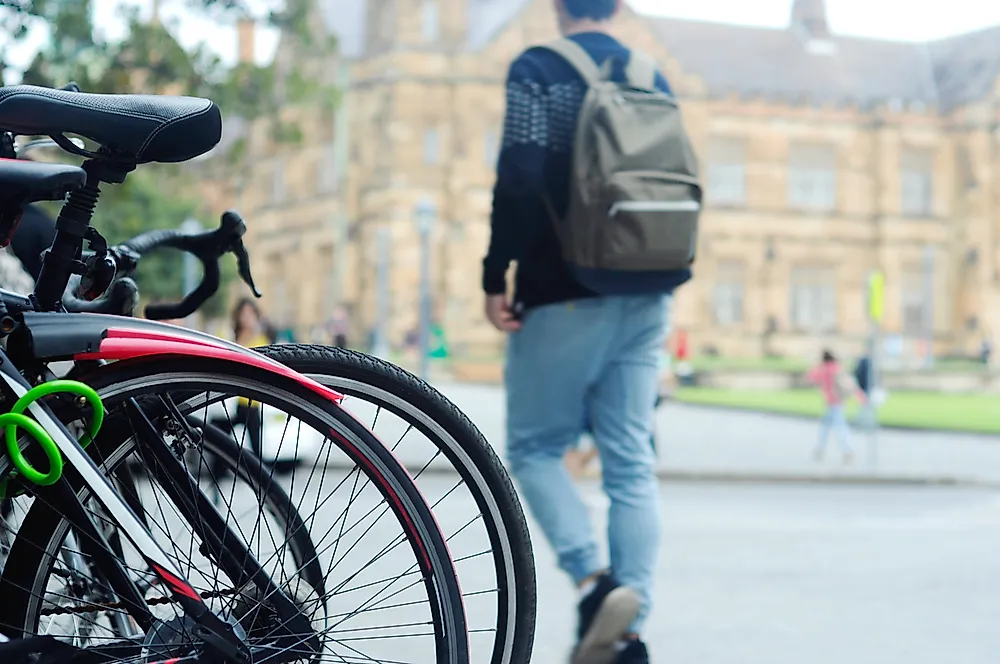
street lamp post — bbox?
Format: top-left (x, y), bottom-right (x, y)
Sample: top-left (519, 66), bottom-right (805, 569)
top-left (414, 199), bottom-right (437, 382)
top-left (760, 237), bottom-right (775, 357)
top-left (372, 226), bottom-right (391, 359)
top-left (865, 270), bottom-right (885, 470)
top-left (180, 218), bottom-right (202, 327)
top-left (923, 245), bottom-right (936, 369)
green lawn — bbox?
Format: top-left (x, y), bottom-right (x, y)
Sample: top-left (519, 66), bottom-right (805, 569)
top-left (674, 387), bottom-right (1000, 435)
top-left (687, 355), bottom-right (809, 373)
top-left (685, 355), bottom-right (989, 375)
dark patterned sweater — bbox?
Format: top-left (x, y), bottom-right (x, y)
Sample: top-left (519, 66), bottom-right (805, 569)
top-left (482, 32), bottom-right (674, 313)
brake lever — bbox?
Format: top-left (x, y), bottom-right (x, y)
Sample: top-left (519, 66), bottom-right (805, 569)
top-left (231, 239), bottom-right (262, 298)
top-left (218, 211), bottom-right (261, 298)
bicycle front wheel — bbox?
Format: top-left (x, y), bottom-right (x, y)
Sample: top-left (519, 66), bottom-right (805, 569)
top-left (0, 357), bottom-right (469, 664)
top-left (256, 344), bottom-right (536, 664)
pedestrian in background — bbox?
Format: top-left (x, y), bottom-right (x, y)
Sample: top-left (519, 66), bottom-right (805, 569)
top-left (330, 305), bottom-right (350, 348)
top-left (207, 298), bottom-right (274, 478)
top-left (482, 0), bottom-right (698, 660)
top-left (807, 349), bottom-right (861, 464)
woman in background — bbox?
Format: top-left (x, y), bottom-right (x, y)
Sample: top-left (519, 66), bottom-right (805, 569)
top-left (230, 298), bottom-right (273, 458)
top-left (233, 297), bottom-right (274, 349)
top-left (806, 349), bottom-right (860, 464)
top-left (207, 299), bottom-right (275, 481)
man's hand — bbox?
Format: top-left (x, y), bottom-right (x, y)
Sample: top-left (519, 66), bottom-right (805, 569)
top-left (485, 294), bottom-right (521, 332)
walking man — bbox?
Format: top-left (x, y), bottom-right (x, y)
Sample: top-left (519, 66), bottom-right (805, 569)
top-left (483, 1), bottom-right (697, 661)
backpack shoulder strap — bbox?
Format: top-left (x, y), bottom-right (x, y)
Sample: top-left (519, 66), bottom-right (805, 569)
top-left (538, 38), bottom-right (601, 84)
top-left (625, 50), bottom-right (657, 91)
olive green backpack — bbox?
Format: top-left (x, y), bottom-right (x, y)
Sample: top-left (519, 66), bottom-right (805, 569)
top-left (539, 38), bottom-right (701, 294)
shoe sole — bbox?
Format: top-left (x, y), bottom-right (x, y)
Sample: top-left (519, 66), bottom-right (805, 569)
top-left (571, 587), bottom-right (641, 664)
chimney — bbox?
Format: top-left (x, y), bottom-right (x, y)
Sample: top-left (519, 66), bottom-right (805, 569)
top-left (790, 0), bottom-right (830, 39)
top-left (237, 17), bottom-right (256, 65)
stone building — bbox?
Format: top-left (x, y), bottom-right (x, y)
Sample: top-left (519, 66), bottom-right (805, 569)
top-left (223, 0), bottom-right (1000, 362)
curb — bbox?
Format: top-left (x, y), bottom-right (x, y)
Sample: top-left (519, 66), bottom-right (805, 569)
top-left (322, 460), bottom-right (995, 489)
top-left (669, 400), bottom-right (1000, 440)
top-left (652, 469), bottom-right (994, 488)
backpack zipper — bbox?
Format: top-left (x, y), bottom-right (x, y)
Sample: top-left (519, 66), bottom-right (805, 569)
top-left (608, 200), bottom-right (701, 216)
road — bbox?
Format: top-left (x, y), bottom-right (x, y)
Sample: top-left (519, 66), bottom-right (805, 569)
top-left (51, 389), bottom-right (999, 664)
top-left (301, 382), bottom-right (1000, 661)
top-left (101, 460), bottom-right (1000, 663)
top-left (523, 479), bottom-right (1000, 664)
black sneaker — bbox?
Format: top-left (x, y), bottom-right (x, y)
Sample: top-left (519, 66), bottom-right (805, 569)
top-left (571, 573), bottom-right (640, 664)
top-left (616, 639), bottom-right (649, 663)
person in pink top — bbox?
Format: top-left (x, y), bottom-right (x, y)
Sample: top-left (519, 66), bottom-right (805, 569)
top-left (806, 350), bottom-right (859, 463)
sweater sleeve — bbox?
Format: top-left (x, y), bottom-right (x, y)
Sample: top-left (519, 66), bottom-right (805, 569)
top-left (482, 55), bottom-right (552, 295)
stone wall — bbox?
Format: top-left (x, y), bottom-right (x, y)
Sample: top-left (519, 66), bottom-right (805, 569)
top-left (213, 0), bottom-right (1000, 360)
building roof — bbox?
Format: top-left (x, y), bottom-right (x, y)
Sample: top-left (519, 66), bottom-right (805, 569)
top-left (647, 17), bottom-right (941, 108)
top-left (465, 0), bottom-right (533, 51)
top-left (316, 0), bottom-right (533, 57)
top-left (928, 26), bottom-right (1000, 112)
top-left (318, 0), bottom-right (369, 59)
top-left (316, 0), bottom-right (1000, 111)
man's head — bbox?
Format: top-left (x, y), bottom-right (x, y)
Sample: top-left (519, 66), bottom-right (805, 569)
top-left (554, 0), bottom-right (623, 34)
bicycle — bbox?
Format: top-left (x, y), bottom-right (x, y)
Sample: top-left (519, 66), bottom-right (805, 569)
top-left (49, 213), bottom-right (537, 664)
top-left (8, 85), bottom-right (538, 664)
top-left (0, 84), bottom-right (470, 663)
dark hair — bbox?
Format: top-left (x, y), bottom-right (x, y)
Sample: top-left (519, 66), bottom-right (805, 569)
top-left (562, 0), bottom-right (617, 21)
top-left (822, 349), bottom-right (836, 363)
top-left (232, 297), bottom-right (265, 340)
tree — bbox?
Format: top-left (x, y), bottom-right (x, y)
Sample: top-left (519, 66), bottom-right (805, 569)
top-left (3, 0), bottom-right (336, 316)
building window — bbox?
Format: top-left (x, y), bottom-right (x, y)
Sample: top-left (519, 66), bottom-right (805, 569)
top-left (317, 142), bottom-right (339, 194)
top-left (712, 260), bottom-right (746, 325)
top-left (789, 266), bottom-right (837, 332)
top-left (788, 143), bottom-right (836, 211)
top-left (706, 137), bottom-right (746, 206)
top-left (901, 263), bottom-right (931, 336)
top-left (901, 148), bottom-right (934, 217)
top-left (421, 1), bottom-right (439, 41)
top-left (423, 128), bottom-right (440, 164)
top-left (272, 157), bottom-right (286, 204)
top-left (484, 129), bottom-right (500, 168)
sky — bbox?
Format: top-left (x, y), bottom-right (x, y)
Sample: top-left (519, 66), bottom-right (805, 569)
top-left (4, 0), bottom-right (1000, 81)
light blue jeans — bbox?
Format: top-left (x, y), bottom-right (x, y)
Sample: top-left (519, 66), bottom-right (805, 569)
top-left (505, 295), bottom-right (669, 635)
top-left (818, 404), bottom-right (853, 453)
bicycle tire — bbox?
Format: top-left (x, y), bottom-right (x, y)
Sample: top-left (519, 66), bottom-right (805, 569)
top-left (2, 424), bottom-right (323, 645)
top-left (0, 357), bottom-right (469, 664)
top-left (254, 344), bottom-right (536, 664)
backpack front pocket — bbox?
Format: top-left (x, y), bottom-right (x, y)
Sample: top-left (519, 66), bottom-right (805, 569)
top-left (599, 171), bottom-right (701, 271)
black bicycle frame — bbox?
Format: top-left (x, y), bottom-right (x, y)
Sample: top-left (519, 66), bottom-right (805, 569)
top-left (0, 348), bottom-right (321, 663)
top-left (0, 354), bottom-right (253, 660)
top-left (0, 156), bottom-right (333, 662)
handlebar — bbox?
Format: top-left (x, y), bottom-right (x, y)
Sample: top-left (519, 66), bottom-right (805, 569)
top-left (62, 211), bottom-right (262, 320)
top-left (63, 277), bottom-right (141, 315)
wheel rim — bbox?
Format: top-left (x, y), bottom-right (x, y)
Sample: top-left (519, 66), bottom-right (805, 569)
top-left (7, 372), bottom-right (464, 663)
top-left (308, 374), bottom-right (518, 664)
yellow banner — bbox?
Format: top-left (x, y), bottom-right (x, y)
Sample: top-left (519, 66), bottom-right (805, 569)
top-left (868, 271), bottom-right (885, 323)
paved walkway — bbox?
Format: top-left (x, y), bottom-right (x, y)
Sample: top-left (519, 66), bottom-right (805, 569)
top-left (426, 382), bottom-right (1000, 486)
top-left (526, 481), bottom-right (1000, 664)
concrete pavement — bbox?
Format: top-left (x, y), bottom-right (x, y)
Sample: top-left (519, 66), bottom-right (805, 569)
top-left (528, 481), bottom-right (1000, 664)
top-left (123, 464), bottom-right (1000, 664)
top-left (423, 382), bottom-right (1000, 486)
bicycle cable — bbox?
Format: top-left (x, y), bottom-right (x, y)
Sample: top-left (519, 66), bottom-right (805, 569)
top-left (0, 380), bottom-right (104, 497)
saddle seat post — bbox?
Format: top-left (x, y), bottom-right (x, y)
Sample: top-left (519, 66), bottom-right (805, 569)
top-left (33, 160), bottom-right (110, 311)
